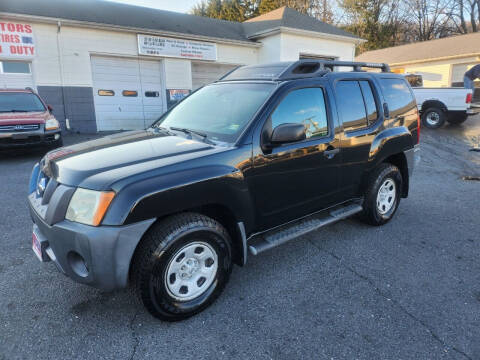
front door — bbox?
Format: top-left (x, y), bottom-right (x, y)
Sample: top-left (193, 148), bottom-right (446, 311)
top-left (248, 85), bottom-right (342, 230)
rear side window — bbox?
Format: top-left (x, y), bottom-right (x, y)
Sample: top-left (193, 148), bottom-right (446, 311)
top-left (380, 78), bottom-right (416, 117)
top-left (335, 81), bottom-right (368, 131)
top-left (359, 81), bottom-right (378, 124)
top-left (271, 87), bottom-right (328, 139)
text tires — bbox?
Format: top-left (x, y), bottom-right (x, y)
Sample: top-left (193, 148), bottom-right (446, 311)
top-left (422, 107), bottom-right (445, 129)
top-left (361, 163), bottom-right (402, 226)
top-left (131, 213), bottom-right (232, 321)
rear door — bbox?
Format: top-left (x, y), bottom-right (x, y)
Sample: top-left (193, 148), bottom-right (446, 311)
top-left (333, 77), bottom-right (382, 198)
top-left (249, 81), bottom-right (342, 230)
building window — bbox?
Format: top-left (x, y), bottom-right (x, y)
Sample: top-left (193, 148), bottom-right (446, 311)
top-left (122, 90), bottom-right (138, 97)
top-left (98, 90), bottom-right (115, 96)
top-left (145, 91), bottom-right (159, 97)
top-left (1, 61), bottom-right (31, 74)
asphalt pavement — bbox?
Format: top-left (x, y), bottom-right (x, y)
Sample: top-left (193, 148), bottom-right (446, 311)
top-left (0, 119), bottom-right (479, 360)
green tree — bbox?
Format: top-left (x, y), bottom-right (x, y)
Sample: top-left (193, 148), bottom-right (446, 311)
top-left (258, 0), bottom-right (281, 13)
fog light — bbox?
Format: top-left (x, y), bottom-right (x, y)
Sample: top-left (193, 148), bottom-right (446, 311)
top-left (67, 251), bottom-right (89, 278)
top-left (54, 134), bottom-right (60, 140)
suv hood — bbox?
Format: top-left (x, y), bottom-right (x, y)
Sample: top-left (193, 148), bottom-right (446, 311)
top-left (0, 111), bottom-right (50, 125)
top-left (42, 130), bottom-right (221, 190)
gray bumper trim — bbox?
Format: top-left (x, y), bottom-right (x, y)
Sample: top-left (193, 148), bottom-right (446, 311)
top-left (405, 144), bottom-right (420, 176)
top-left (30, 203), bottom-right (155, 291)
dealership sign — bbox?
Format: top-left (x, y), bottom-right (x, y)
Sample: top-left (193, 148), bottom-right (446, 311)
top-left (138, 35), bottom-right (217, 61)
top-left (0, 21), bottom-right (35, 58)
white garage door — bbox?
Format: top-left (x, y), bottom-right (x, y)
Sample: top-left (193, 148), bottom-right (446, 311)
top-left (0, 61), bottom-right (34, 89)
top-left (191, 62), bottom-right (238, 90)
top-left (91, 56), bottom-right (166, 131)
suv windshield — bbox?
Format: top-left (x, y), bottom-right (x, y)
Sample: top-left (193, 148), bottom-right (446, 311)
top-left (158, 82), bottom-right (275, 143)
top-left (0, 92), bottom-right (46, 113)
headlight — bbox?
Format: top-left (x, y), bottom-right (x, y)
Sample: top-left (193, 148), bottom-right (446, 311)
top-left (65, 188), bottom-right (115, 226)
top-left (45, 118), bottom-right (60, 131)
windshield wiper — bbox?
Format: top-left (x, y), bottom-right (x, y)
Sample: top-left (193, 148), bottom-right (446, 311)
top-left (169, 126), bottom-right (215, 145)
top-left (0, 109), bottom-right (30, 113)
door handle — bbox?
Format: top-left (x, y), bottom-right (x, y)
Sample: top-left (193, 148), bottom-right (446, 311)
top-left (324, 147), bottom-right (340, 159)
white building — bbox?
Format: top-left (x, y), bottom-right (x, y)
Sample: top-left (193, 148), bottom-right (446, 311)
top-left (0, 0), bottom-right (362, 132)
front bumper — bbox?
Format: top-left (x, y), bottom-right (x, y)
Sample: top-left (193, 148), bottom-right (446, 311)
top-left (29, 194), bottom-right (155, 291)
top-left (0, 128), bottom-right (61, 148)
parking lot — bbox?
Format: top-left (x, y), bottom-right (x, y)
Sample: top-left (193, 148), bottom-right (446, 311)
top-left (0, 119), bottom-right (479, 360)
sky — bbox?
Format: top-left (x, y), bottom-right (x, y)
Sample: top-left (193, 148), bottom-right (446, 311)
top-left (106, 0), bottom-right (203, 13)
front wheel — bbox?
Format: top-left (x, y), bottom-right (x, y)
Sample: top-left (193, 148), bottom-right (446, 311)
top-left (360, 163), bottom-right (402, 226)
top-left (131, 213), bottom-right (232, 321)
top-left (422, 107), bottom-right (446, 129)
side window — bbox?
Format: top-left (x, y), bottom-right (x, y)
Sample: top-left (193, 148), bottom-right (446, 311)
top-left (380, 78), bottom-right (416, 117)
top-left (271, 88), bottom-right (328, 139)
top-left (359, 80), bottom-right (378, 124)
top-left (335, 81), bottom-right (368, 131)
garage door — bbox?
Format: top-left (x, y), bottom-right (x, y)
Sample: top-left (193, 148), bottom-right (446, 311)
top-left (191, 62), bottom-right (238, 90)
top-left (0, 60), bottom-right (34, 89)
top-left (91, 56), bottom-right (166, 131)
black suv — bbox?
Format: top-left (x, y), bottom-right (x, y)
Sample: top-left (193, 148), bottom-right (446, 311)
top-left (28, 60), bottom-right (420, 321)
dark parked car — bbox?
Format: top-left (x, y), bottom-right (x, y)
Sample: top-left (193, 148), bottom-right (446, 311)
top-left (28, 60), bottom-right (420, 321)
top-left (0, 88), bottom-right (62, 148)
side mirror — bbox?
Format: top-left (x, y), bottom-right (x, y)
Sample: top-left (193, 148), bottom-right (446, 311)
top-left (271, 123), bottom-right (306, 145)
top-left (47, 104), bottom-right (53, 112)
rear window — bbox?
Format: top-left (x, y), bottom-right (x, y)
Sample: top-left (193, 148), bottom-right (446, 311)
top-left (380, 78), bottom-right (416, 117)
top-left (0, 92), bottom-right (46, 113)
top-left (335, 81), bottom-right (368, 131)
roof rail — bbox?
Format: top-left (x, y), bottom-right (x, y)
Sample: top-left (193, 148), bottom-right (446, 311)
top-left (276, 60), bottom-right (390, 80)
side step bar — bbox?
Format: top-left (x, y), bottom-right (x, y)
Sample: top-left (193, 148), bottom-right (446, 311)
top-left (248, 202), bottom-right (363, 256)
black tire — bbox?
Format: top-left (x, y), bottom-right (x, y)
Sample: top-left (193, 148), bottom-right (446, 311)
top-left (421, 107), bottom-right (446, 129)
top-left (360, 163), bottom-right (402, 226)
top-left (131, 212), bottom-right (232, 321)
top-left (447, 114), bottom-right (468, 125)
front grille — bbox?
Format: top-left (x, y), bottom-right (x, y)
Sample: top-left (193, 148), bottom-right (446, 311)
top-left (0, 124), bottom-right (40, 132)
top-left (0, 136), bottom-right (41, 145)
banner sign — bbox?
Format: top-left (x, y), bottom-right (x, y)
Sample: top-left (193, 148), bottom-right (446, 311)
top-left (138, 35), bottom-right (217, 61)
top-left (0, 21), bottom-right (35, 58)
top-left (169, 89), bottom-right (190, 102)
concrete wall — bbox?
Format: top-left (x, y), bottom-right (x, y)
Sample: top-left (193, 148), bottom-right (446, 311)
top-left (279, 32), bottom-right (356, 62)
top-left (256, 31), bottom-right (356, 64)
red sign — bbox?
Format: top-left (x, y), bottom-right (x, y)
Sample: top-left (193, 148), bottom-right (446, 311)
top-left (0, 21), bottom-right (35, 58)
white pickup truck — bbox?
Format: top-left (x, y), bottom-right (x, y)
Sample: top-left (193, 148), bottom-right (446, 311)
top-left (404, 74), bottom-right (478, 129)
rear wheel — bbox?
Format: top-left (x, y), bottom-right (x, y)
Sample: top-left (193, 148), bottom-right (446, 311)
top-left (360, 163), bottom-right (402, 226)
top-left (131, 213), bottom-right (232, 321)
top-left (422, 107), bottom-right (445, 129)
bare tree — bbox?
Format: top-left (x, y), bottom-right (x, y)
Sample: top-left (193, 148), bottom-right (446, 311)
top-left (406, 0), bottom-right (454, 40)
top-left (445, 0), bottom-right (479, 33)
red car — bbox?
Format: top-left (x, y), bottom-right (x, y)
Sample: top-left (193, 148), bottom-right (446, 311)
top-left (0, 88), bottom-right (62, 149)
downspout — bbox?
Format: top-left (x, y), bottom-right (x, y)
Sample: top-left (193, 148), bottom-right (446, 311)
top-left (56, 20), bottom-right (69, 131)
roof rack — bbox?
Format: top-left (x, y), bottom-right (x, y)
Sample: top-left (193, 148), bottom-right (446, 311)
top-left (218, 60), bottom-right (391, 82)
top-left (276, 60), bottom-right (390, 80)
